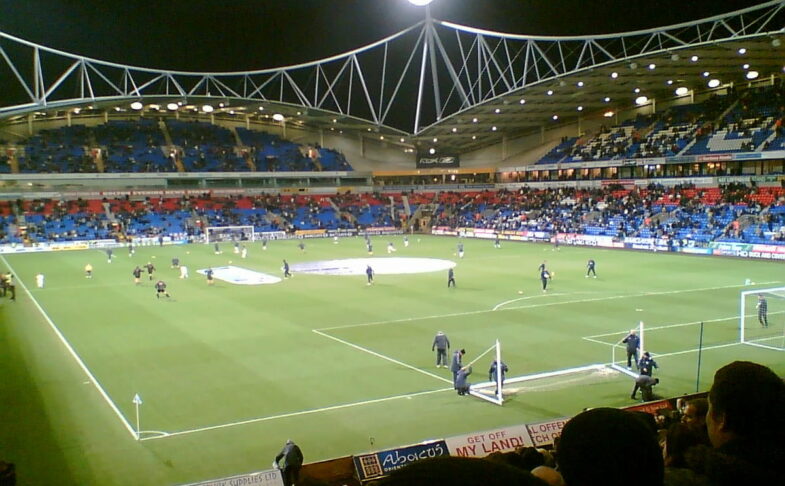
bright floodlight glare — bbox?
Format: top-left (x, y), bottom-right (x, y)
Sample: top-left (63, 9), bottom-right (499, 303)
top-left (746, 70), bottom-right (759, 80)
top-left (708, 79), bottom-right (721, 88)
top-left (635, 96), bottom-right (649, 105)
top-left (577, 106), bottom-right (583, 111)
top-left (272, 113), bottom-right (285, 122)
top-left (408, 0), bottom-right (433, 5)
top-left (610, 72), bottom-right (618, 79)
top-left (604, 111), bottom-right (614, 117)
top-left (428, 147), bottom-right (436, 154)
top-left (552, 114), bottom-right (559, 120)
top-left (743, 64), bottom-right (750, 70)
top-left (130, 101), bottom-right (143, 110)
top-left (202, 104), bottom-right (214, 113)
top-left (166, 102), bottom-right (179, 111)
top-left (738, 47), bottom-right (747, 55)
top-left (675, 87), bottom-right (689, 96)
top-left (691, 55), bottom-right (699, 62)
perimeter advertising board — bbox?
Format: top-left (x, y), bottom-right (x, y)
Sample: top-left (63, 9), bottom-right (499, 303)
top-left (353, 440), bottom-right (449, 482)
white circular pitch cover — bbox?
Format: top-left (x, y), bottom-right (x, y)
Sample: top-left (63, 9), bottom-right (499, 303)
top-left (290, 257), bottom-right (455, 276)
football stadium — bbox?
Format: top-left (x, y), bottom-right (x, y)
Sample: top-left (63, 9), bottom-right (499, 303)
top-left (1, 1), bottom-right (784, 485)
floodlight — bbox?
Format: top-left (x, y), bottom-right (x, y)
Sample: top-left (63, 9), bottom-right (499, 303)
top-left (675, 87), bottom-right (689, 96)
top-left (552, 115), bottom-right (559, 120)
top-left (738, 48), bottom-right (747, 55)
top-left (772, 38), bottom-right (781, 47)
top-left (130, 101), bottom-right (143, 110)
top-left (408, 0), bottom-right (433, 5)
top-left (603, 97), bottom-right (611, 102)
top-left (428, 147), bottom-right (436, 154)
top-left (604, 111), bottom-right (614, 117)
top-left (648, 63), bottom-right (656, 70)
top-left (635, 96), bottom-right (649, 105)
top-left (708, 79), bottom-right (721, 88)
top-left (746, 71), bottom-right (759, 80)
top-left (519, 98), bottom-right (526, 104)
top-left (272, 113), bottom-right (285, 122)
top-left (577, 81), bottom-right (584, 87)
top-left (691, 55), bottom-right (699, 62)
top-left (202, 104), bottom-right (214, 113)
top-left (166, 103), bottom-right (179, 111)
top-left (577, 106), bottom-right (583, 111)
top-left (743, 64), bottom-right (750, 70)
top-left (610, 72), bottom-right (618, 79)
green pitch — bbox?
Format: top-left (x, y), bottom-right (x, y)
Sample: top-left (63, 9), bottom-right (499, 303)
top-left (1, 236), bottom-right (783, 485)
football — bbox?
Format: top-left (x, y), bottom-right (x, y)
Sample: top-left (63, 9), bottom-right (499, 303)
top-left (518, 290), bottom-right (524, 295)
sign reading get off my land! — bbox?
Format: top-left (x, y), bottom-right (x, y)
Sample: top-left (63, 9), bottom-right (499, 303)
top-left (445, 424), bottom-right (534, 457)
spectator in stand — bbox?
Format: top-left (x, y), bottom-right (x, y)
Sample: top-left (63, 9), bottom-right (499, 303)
top-left (557, 408), bottom-right (663, 486)
top-left (684, 361), bottom-right (785, 486)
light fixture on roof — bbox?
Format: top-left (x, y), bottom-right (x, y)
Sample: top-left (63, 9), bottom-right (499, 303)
top-left (743, 63), bottom-right (750, 70)
top-left (166, 102), bottom-right (179, 111)
top-left (491, 126), bottom-right (497, 131)
top-left (552, 115), bottom-right (559, 120)
top-left (738, 47), bottom-right (747, 55)
top-left (629, 62), bottom-right (638, 70)
top-left (219, 102), bottom-right (225, 108)
top-left (603, 97), bottom-right (611, 102)
top-left (707, 79), bottom-right (721, 88)
top-left (428, 147), bottom-right (436, 154)
top-left (604, 111), bottom-right (614, 118)
top-left (648, 63), bottom-right (656, 70)
top-left (675, 87), bottom-right (689, 96)
top-left (577, 81), bottom-right (584, 87)
top-left (472, 135), bottom-right (477, 140)
top-left (495, 108), bottom-right (501, 113)
top-left (433, 137), bottom-right (438, 142)
top-left (519, 98), bottom-right (526, 104)
top-left (702, 71), bottom-right (710, 77)
top-left (635, 96), bottom-right (649, 105)
top-left (258, 106), bottom-right (264, 111)
top-left (379, 135), bottom-right (384, 140)
top-left (408, 0), bottom-right (434, 5)
top-left (671, 53), bottom-right (680, 61)
top-left (546, 90), bottom-right (553, 96)
top-left (272, 113), bottom-right (285, 122)
top-left (472, 117), bottom-right (478, 123)
top-left (746, 70), bottom-right (759, 80)
top-left (72, 107), bottom-right (81, 114)
top-left (610, 72), bottom-right (619, 79)
top-left (452, 127), bottom-right (457, 133)
top-left (666, 79), bottom-right (674, 85)
top-left (130, 101), bottom-right (143, 110)
top-left (772, 38), bottom-right (781, 47)
top-left (400, 138), bottom-right (405, 143)
top-left (691, 55), bottom-right (699, 62)
top-left (202, 104), bottom-right (214, 113)
top-left (634, 87), bottom-right (641, 93)
top-left (577, 106), bottom-right (584, 111)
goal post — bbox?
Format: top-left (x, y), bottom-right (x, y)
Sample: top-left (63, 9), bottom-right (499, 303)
top-left (466, 340), bottom-right (505, 406)
top-left (740, 286), bottom-right (785, 351)
top-left (204, 226), bottom-right (255, 244)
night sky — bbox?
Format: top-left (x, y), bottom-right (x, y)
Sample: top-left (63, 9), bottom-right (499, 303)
top-left (0, 0), bottom-right (769, 72)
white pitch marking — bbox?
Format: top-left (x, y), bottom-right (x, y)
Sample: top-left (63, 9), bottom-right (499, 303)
top-left (0, 255), bottom-right (139, 440)
top-left (313, 329), bottom-right (451, 384)
top-left (317, 281), bottom-right (780, 332)
top-left (140, 386), bottom-right (454, 441)
top-left (492, 293), bottom-right (565, 311)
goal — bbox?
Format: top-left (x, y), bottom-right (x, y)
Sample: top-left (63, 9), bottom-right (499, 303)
top-left (205, 226), bottom-right (255, 244)
top-left (740, 286), bottom-right (785, 351)
top-left (467, 340), bottom-right (614, 406)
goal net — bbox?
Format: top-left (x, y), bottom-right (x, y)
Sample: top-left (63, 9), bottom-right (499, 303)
top-left (467, 340), bottom-right (617, 406)
top-left (740, 287), bottom-right (785, 351)
top-left (205, 226), bottom-right (255, 244)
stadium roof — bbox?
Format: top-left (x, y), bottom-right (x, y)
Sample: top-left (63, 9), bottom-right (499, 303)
top-left (0, 0), bottom-right (784, 156)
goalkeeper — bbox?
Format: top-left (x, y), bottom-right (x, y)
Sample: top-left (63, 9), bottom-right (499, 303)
top-left (757, 294), bottom-right (769, 328)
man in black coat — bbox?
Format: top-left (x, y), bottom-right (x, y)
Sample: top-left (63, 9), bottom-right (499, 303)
top-left (273, 439), bottom-right (303, 486)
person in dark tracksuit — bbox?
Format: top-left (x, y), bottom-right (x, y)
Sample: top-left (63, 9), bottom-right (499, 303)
top-left (273, 439), bottom-right (303, 486)
top-left (621, 329), bottom-right (640, 369)
top-left (638, 352), bottom-right (658, 376)
top-left (631, 375), bottom-right (659, 401)
top-left (447, 268), bottom-right (456, 288)
top-left (540, 268), bottom-right (551, 292)
top-left (366, 265), bottom-right (374, 285)
top-left (489, 360), bottom-right (508, 396)
top-left (283, 260), bottom-right (291, 278)
top-left (586, 259), bottom-right (596, 278)
top-left (450, 349), bottom-right (466, 388)
top-left (432, 331), bottom-right (450, 368)
top-left (456, 366), bottom-right (472, 396)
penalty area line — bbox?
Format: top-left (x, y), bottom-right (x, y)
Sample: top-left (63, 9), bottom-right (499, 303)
top-left (0, 255), bottom-right (139, 441)
top-left (313, 329), bottom-right (452, 384)
top-left (140, 386), bottom-right (454, 441)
